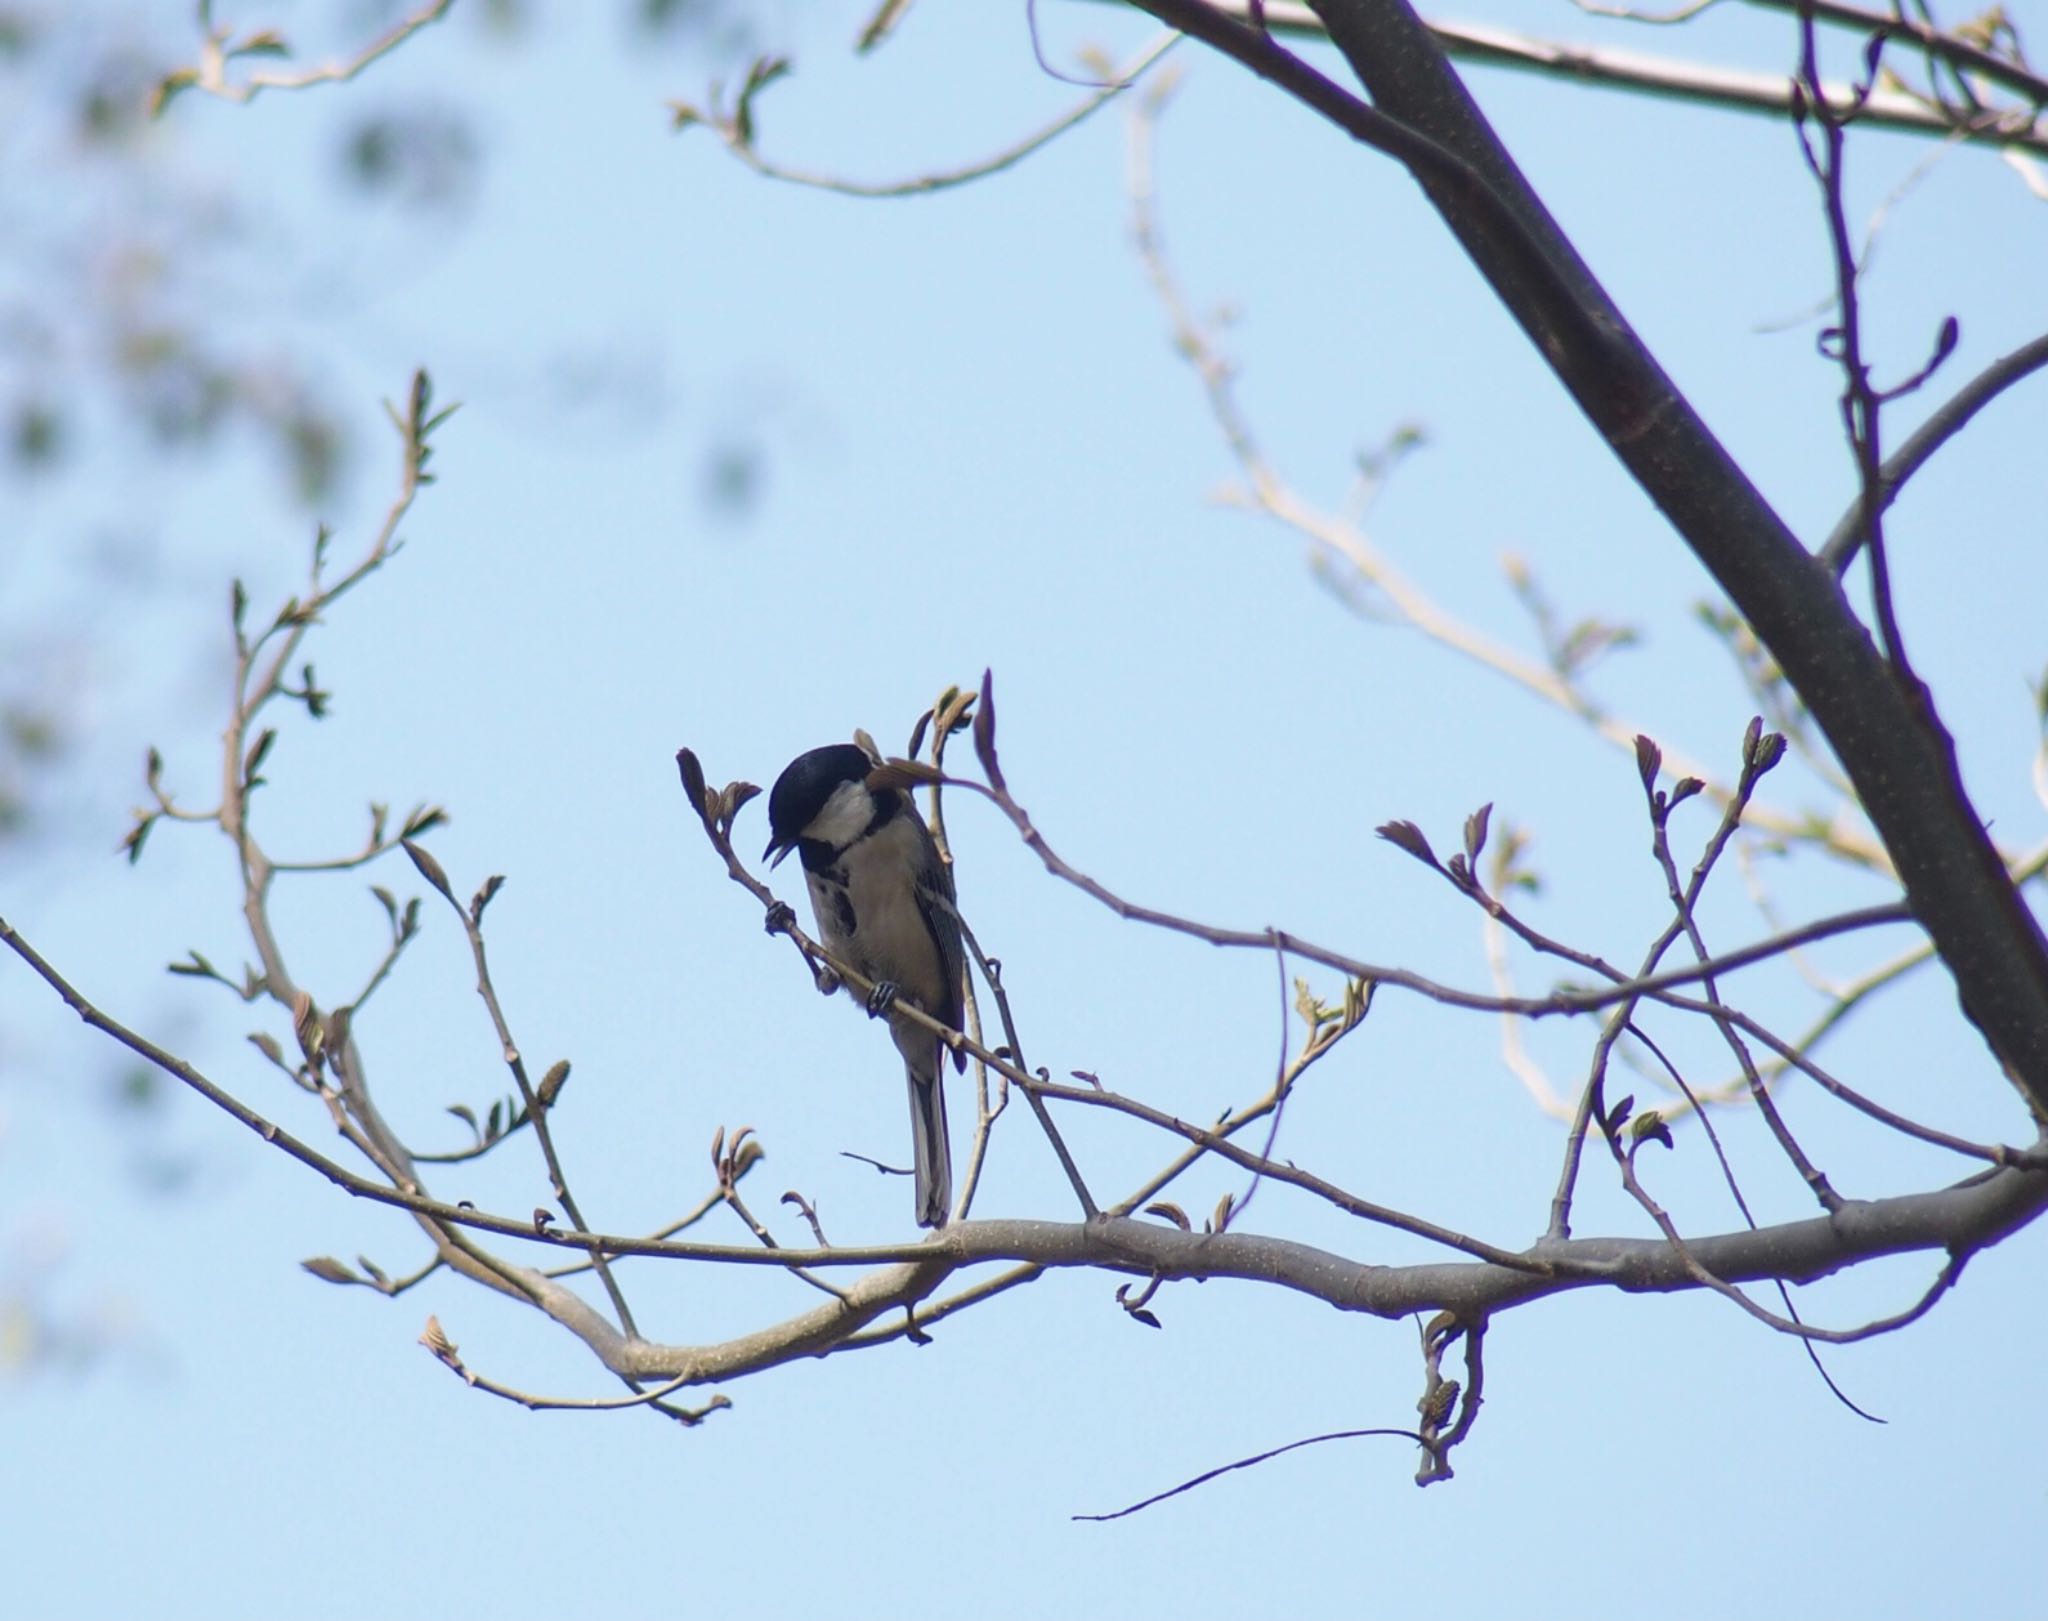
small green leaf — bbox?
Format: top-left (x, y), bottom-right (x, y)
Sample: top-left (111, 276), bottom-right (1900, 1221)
top-left (470, 874), bottom-right (505, 921)
top-left (242, 728), bottom-right (277, 786)
top-left (1375, 820), bottom-right (1437, 868)
top-left (1463, 803), bottom-right (1492, 866)
top-left (732, 54), bottom-right (791, 148)
top-left (971, 668), bottom-right (1003, 790)
top-left (120, 814), bottom-right (155, 865)
top-left (1630, 1110), bottom-right (1674, 1151)
top-left (148, 68), bottom-right (200, 119)
top-left (675, 748), bottom-right (713, 830)
top-left (401, 804), bottom-right (448, 839)
top-left (291, 991), bottom-right (322, 1064)
top-left (229, 28), bottom-right (290, 58)
top-left (402, 839), bottom-right (453, 900)
top-left (1143, 1201), bottom-right (1191, 1232)
top-left (1633, 734), bottom-right (1661, 789)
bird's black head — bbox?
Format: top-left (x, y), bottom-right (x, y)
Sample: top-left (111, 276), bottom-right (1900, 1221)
top-left (763, 743), bottom-right (879, 866)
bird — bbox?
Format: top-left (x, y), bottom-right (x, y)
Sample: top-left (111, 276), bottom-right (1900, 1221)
top-left (763, 742), bottom-right (966, 1229)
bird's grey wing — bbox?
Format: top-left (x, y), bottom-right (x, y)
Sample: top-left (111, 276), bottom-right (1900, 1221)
top-left (912, 840), bottom-right (967, 1072)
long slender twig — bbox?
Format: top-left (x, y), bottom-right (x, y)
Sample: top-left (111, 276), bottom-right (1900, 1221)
top-left (418, 861), bottom-right (642, 1336)
top-left (1821, 331), bottom-right (2048, 570)
top-left (1028, 1077), bottom-right (1560, 1272)
top-left (1795, 15), bottom-right (1916, 679)
top-left (1620, 1022), bottom-right (1885, 1422)
top-left (933, 740), bottom-right (1918, 1023)
top-left (1543, 731), bottom-right (1783, 1240)
top-left (680, 31), bottom-right (1182, 197)
top-left (1740, 0), bottom-right (2048, 108)
top-left (423, 1324), bottom-right (731, 1421)
top-left (918, 691), bottom-right (1010, 1223)
top-left (154, 0), bottom-right (454, 113)
top-left (1123, 74), bottom-right (1899, 872)
top-left (1073, 1426), bottom-right (1426, 1521)
top-left (543, 1191), bottom-right (725, 1278)
top-left (1645, 730), bottom-right (1842, 1211)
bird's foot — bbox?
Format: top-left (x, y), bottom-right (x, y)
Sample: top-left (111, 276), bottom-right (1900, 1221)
top-left (864, 980), bottom-right (901, 1018)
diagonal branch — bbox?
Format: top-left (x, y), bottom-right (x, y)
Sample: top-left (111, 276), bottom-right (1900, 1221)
top-left (1821, 330), bottom-right (2048, 570)
top-left (1124, 0), bottom-right (2048, 1123)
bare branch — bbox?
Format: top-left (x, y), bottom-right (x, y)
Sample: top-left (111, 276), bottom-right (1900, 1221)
top-left (154, 0), bottom-right (454, 115)
top-left (1822, 330), bottom-right (2048, 570)
top-left (1074, 1426), bottom-right (1425, 1521)
top-left (422, 1320), bottom-right (731, 1422)
top-left (419, 859), bottom-right (642, 1336)
top-left (1123, 0), bottom-right (2048, 1134)
top-left (1089, 0), bottom-right (2048, 153)
top-left (672, 31), bottom-right (1180, 197)
top-left (1123, 73), bottom-right (1898, 871)
top-left (13, 910), bottom-right (2042, 1393)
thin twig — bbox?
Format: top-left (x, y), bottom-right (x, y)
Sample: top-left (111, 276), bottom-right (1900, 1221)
top-left (1644, 732), bottom-right (1842, 1211)
top-left (682, 31), bottom-right (1180, 197)
top-left (423, 1324), bottom-right (732, 1420)
top-left (1073, 1427), bottom-right (1426, 1520)
top-left (156, 0), bottom-right (453, 112)
top-left (1821, 331), bottom-right (2048, 570)
top-left (1123, 74), bottom-right (1900, 872)
top-left (720, 1186), bottom-right (851, 1302)
top-left (423, 864), bottom-right (642, 1337)
top-left (1029, 1078), bottom-right (1563, 1274)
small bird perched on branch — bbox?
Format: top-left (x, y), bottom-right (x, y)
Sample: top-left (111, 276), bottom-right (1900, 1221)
top-left (763, 742), bottom-right (965, 1229)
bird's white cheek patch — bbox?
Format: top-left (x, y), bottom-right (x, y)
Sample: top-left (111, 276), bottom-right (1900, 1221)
top-left (803, 780), bottom-right (876, 847)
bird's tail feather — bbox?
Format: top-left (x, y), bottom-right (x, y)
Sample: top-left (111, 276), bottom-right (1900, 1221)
top-left (905, 1059), bottom-right (952, 1229)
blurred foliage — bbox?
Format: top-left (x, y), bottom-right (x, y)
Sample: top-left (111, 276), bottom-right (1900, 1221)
top-left (0, 0), bottom-right (767, 858)
top-left (341, 103), bottom-right (479, 207)
top-left (0, 0), bottom-right (772, 1295)
top-left (0, 1215), bottom-right (147, 1381)
top-left (0, 0), bottom-right (761, 522)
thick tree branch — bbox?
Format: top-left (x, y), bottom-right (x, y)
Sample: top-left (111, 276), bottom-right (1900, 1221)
top-left (9, 911), bottom-right (2044, 1392)
top-left (1122, 0), bottom-right (2048, 1119)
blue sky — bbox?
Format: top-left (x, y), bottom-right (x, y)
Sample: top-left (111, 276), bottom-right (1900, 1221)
top-left (4, 3), bottom-right (2046, 1617)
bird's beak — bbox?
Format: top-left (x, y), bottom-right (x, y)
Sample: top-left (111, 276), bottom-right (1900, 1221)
top-left (763, 836), bottom-right (791, 868)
